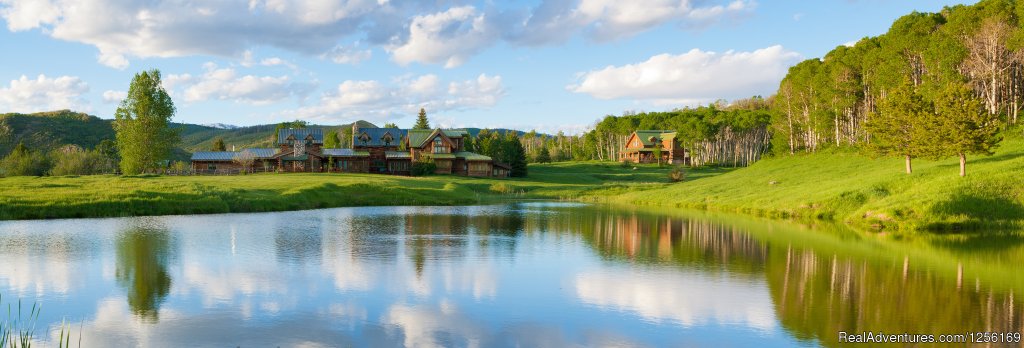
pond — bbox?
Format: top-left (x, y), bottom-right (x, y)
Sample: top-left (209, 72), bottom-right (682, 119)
top-left (0, 203), bottom-right (1020, 347)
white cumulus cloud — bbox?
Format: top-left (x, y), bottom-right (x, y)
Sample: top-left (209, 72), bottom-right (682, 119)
top-left (508, 0), bottom-right (755, 45)
top-left (569, 45), bottom-right (801, 103)
top-left (168, 63), bottom-right (314, 105)
top-left (285, 73), bottom-right (504, 123)
top-left (388, 6), bottom-right (496, 68)
top-left (0, 74), bottom-right (90, 113)
top-left (102, 90), bottom-right (126, 103)
top-left (1, 0), bottom-right (757, 68)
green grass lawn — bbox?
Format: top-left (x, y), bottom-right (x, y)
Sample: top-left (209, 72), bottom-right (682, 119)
top-left (1, 132), bottom-right (1021, 232)
top-left (601, 131), bottom-right (1024, 232)
top-left (0, 161), bottom-right (693, 220)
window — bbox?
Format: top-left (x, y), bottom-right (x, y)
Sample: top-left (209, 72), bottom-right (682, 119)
top-left (433, 137), bottom-right (448, 153)
top-left (207, 164), bottom-right (216, 171)
top-left (470, 163), bottom-right (488, 172)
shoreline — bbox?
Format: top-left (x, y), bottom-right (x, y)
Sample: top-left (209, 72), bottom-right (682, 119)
top-left (1, 157), bottom-right (1021, 232)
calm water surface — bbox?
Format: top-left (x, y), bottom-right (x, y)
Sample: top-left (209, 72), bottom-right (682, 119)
top-left (0, 203), bottom-right (1021, 347)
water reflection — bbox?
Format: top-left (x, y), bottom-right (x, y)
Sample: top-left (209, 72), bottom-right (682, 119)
top-left (0, 204), bottom-right (1020, 347)
top-left (115, 221), bottom-right (175, 321)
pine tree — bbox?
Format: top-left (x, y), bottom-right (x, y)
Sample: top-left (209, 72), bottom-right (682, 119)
top-left (414, 108), bottom-right (430, 129)
top-left (536, 146), bottom-right (552, 163)
top-left (212, 138), bottom-right (226, 151)
top-left (933, 83), bottom-right (1002, 177)
top-left (504, 132), bottom-right (528, 177)
top-left (864, 84), bottom-right (935, 174)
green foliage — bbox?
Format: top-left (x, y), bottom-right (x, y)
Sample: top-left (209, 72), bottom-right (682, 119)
top-left (932, 82), bottom-right (1003, 175)
top-left (49, 145), bottom-right (106, 176)
top-left (211, 137), bottom-right (226, 151)
top-left (864, 84), bottom-right (936, 170)
top-left (383, 122), bottom-right (398, 128)
top-left (504, 132), bottom-right (528, 177)
top-left (114, 70), bottom-right (181, 175)
top-left (413, 108), bottom-right (430, 129)
top-left (536, 146), bottom-right (551, 163)
top-left (411, 159), bottom-right (437, 176)
top-left (0, 142), bottom-right (49, 176)
top-left (324, 131), bottom-right (340, 148)
top-left (0, 110), bottom-right (115, 158)
top-left (668, 165), bottom-right (686, 182)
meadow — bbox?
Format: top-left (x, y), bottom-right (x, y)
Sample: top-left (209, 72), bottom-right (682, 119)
top-left (1, 131), bottom-right (1021, 232)
top-left (600, 131), bottom-right (1024, 231)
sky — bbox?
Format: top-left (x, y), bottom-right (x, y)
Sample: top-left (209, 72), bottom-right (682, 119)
top-left (0, 0), bottom-right (975, 134)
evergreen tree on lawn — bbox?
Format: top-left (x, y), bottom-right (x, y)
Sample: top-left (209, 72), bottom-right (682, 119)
top-left (933, 83), bottom-right (1002, 177)
top-left (864, 84), bottom-right (936, 174)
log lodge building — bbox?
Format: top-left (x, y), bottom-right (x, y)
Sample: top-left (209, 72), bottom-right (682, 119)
top-left (190, 124), bottom-right (510, 177)
top-left (619, 130), bottom-right (690, 165)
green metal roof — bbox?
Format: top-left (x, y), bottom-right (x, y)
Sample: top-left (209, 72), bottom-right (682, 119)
top-left (442, 129), bottom-right (468, 138)
top-left (407, 129), bottom-right (433, 148)
top-left (633, 130), bottom-right (677, 146)
top-left (425, 153), bottom-right (455, 159)
top-left (454, 151), bottom-right (491, 161)
top-left (385, 151), bottom-right (411, 159)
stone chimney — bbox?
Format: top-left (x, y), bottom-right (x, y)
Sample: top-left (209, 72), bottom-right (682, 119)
top-left (352, 121), bottom-right (360, 148)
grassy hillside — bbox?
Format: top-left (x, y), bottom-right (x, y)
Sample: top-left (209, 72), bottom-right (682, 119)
top-left (0, 162), bottom-right (692, 220)
top-left (0, 110), bottom-right (115, 154)
top-left (600, 130), bottom-right (1024, 231)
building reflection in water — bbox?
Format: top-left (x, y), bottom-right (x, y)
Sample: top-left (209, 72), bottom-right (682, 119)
top-left (115, 220), bottom-right (176, 322)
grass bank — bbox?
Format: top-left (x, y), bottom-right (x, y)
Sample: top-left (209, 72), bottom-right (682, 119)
top-left (0, 162), bottom-right (700, 220)
top-left (596, 131), bottom-right (1024, 232)
top-left (1, 132), bottom-right (1021, 231)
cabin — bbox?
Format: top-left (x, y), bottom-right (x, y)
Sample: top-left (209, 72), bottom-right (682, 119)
top-left (190, 148), bottom-right (277, 174)
top-left (191, 125), bottom-right (508, 177)
top-left (620, 130), bottom-right (689, 165)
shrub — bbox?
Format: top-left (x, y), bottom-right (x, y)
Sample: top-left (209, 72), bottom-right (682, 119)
top-left (669, 165), bottom-right (686, 182)
top-left (620, 159), bottom-right (633, 168)
top-left (0, 142), bottom-right (50, 177)
top-left (50, 145), bottom-right (105, 176)
top-left (411, 160), bottom-right (436, 176)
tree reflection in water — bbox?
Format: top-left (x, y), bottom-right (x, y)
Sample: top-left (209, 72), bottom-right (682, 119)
top-left (541, 205), bottom-right (1024, 347)
top-left (115, 224), bottom-right (174, 322)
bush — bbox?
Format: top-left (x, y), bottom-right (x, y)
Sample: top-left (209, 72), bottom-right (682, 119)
top-left (620, 159), bottom-right (633, 168)
top-left (411, 160), bottom-right (436, 176)
top-left (0, 142), bottom-right (50, 176)
top-left (50, 145), bottom-right (105, 176)
top-left (669, 165), bottom-right (686, 182)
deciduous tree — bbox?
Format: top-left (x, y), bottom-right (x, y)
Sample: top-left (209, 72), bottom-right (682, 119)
top-left (114, 70), bottom-right (180, 175)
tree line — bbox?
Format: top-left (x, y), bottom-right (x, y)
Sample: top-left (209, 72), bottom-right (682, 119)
top-left (773, 0), bottom-right (1017, 176)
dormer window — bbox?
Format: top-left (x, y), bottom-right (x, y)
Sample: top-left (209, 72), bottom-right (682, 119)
top-left (382, 132), bottom-right (393, 146)
top-left (433, 137), bottom-right (448, 154)
top-left (359, 132), bottom-right (370, 145)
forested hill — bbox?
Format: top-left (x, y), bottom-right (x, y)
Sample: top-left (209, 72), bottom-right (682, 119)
top-left (0, 110), bottom-right (114, 156)
top-left (0, 110), bottom-right (379, 157)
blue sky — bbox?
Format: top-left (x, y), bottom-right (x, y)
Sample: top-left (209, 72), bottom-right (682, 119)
top-left (0, 0), bottom-right (973, 133)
